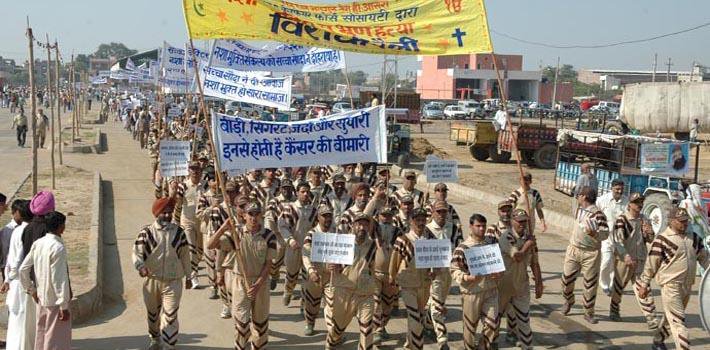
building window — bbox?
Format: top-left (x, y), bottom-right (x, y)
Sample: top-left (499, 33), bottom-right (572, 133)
top-left (477, 63), bottom-right (481, 69)
top-left (464, 64), bottom-right (469, 69)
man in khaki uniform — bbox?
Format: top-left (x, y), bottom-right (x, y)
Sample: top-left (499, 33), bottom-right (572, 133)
top-left (373, 207), bottom-right (402, 343)
top-left (132, 198), bottom-right (191, 350)
top-left (639, 208), bottom-right (709, 350)
top-left (507, 172), bottom-right (547, 233)
top-left (208, 200), bottom-right (277, 350)
top-left (608, 193), bottom-right (658, 328)
top-left (214, 195), bottom-right (248, 319)
top-left (325, 174), bottom-right (352, 224)
top-left (338, 182), bottom-right (385, 235)
top-left (393, 170), bottom-right (424, 208)
top-left (254, 168), bottom-right (279, 207)
top-left (278, 182), bottom-right (317, 305)
top-left (301, 204), bottom-right (336, 336)
top-left (496, 209), bottom-right (543, 349)
top-left (171, 161), bottom-right (207, 288)
top-left (425, 200), bottom-right (463, 349)
top-left (265, 174), bottom-right (295, 290)
top-left (561, 186), bottom-right (609, 324)
top-left (389, 208), bottom-right (434, 350)
top-left (324, 212), bottom-right (378, 350)
top-left (394, 194), bottom-right (415, 234)
top-left (450, 213), bottom-right (501, 350)
top-left (425, 183), bottom-right (461, 226)
top-left (308, 167), bottom-right (332, 205)
top-left (196, 173), bottom-right (223, 300)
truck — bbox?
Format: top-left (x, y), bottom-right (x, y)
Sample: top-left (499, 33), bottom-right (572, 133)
top-left (498, 120), bottom-right (559, 169)
top-left (608, 82), bottom-right (710, 138)
top-left (449, 120), bottom-right (510, 162)
top-left (554, 129), bottom-right (701, 235)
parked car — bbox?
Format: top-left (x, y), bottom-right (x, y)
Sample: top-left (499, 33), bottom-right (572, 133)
top-left (332, 101), bottom-right (353, 114)
top-left (589, 101), bottom-right (620, 114)
top-left (225, 101), bottom-right (263, 115)
top-left (458, 100), bottom-right (484, 119)
top-left (443, 105), bottom-right (468, 119)
top-left (422, 103), bottom-right (444, 119)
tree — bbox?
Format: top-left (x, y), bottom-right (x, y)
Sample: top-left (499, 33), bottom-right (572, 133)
top-left (75, 54), bottom-right (90, 73)
top-left (93, 42), bottom-right (137, 59)
top-left (347, 70), bottom-right (367, 86)
top-left (542, 64), bottom-right (577, 83)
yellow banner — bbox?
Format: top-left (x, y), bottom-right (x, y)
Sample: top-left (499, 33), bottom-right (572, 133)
top-left (183, 0), bottom-right (493, 55)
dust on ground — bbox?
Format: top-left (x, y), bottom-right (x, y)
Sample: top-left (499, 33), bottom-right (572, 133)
top-left (0, 165), bottom-right (94, 297)
top-left (410, 137), bottom-right (449, 162)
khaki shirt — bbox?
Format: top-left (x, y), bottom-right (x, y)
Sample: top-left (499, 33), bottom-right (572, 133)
top-left (498, 227), bottom-right (533, 296)
top-left (132, 221), bottom-right (191, 281)
top-left (389, 230), bottom-right (434, 289)
top-left (331, 235), bottom-right (377, 295)
top-left (177, 179), bottom-right (205, 221)
top-left (231, 227), bottom-right (277, 278)
top-left (450, 234), bottom-right (499, 294)
top-left (373, 223), bottom-right (402, 277)
top-left (569, 204), bottom-right (609, 250)
top-left (640, 227), bottom-right (709, 288)
top-left (426, 219), bottom-right (463, 253)
top-left (610, 213), bottom-right (653, 264)
top-left (278, 200), bottom-right (316, 245)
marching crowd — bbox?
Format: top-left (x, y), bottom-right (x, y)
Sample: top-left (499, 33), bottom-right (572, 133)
top-left (112, 93), bottom-right (709, 350)
top-left (0, 89), bottom-right (707, 350)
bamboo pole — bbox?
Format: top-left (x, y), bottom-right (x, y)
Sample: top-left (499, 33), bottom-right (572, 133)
top-left (26, 19), bottom-right (38, 195)
top-left (46, 34), bottom-right (55, 189)
top-left (187, 39), bottom-right (250, 284)
top-left (341, 55), bottom-right (354, 107)
top-left (55, 41), bottom-right (63, 165)
top-left (70, 54), bottom-right (76, 143)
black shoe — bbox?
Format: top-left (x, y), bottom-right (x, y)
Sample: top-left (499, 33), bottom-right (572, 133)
top-left (270, 278), bottom-right (278, 291)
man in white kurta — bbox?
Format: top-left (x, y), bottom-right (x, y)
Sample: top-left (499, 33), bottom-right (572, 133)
top-left (3, 200), bottom-right (35, 350)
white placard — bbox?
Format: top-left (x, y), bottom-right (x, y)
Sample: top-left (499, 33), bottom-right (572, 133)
top-left (160, 141), bottom-right (191, 177)
top-left (212, 106), bottom-right (387, 171)
top-left (167, 108), bottom-right (182, 118)
top-left (414, 239), bottom-right (452, 269)
top-left (310, 233), bottom-right (356, 265)
top-left (425, 156), bottom-right (459, 183)
top-left (463, 244), bottom-right (506, 276)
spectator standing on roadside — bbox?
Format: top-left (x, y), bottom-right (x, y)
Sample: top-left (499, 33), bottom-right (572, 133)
top-left (11, 108), bottom-right (28, 147)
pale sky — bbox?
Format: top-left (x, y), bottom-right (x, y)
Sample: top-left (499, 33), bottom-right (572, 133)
top-left (1, 0), bottom-right (708, 75)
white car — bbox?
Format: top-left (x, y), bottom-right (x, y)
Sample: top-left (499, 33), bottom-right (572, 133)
top-left (443, 105), bottom-right (468, 119)
top-left (332, 102), bottom-right (353, 114)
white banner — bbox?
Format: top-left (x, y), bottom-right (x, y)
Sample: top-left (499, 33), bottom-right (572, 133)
top-left (463, 244), bottom-right (506, 276)
top-left (425, 155), bottom-right (459, 183)
top-left (310, 233), bottom-right (356, 265)
top-left (414, 239), bottom-right (452, 269)
top-left (212, 106), bottom-right (387, 171)
top-left (160, 141), bottom-right (191, 177)
top-left (211, 39), bottom-right (345, 73)
top-left (185, 44), bottom-right (210, 75)
top-left (202, 65), bottom-right (292, 110)
top-left (91, 77), bottom-right (107, 85)
top-left (640, 142), bottom-right (690, 177)
top-left (161, 42), bottom-right (189, 93)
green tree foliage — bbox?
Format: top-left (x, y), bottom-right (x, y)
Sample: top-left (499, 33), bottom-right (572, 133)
top-left (542, 64), bottom-right (577, 82)
top-left (93, 42), bottom-right (137, 59)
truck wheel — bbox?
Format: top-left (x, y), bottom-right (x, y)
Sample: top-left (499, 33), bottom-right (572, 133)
top-left (488, 145), bottom-right (511, 163)
top-left (521, 150), bottom-right (536, 166)
top-left (469, 145), bottom-right (489, 161)
top-left (642, 193), bottom-right (672, 236)
top-left (533, 144), bottom-right (557, 169)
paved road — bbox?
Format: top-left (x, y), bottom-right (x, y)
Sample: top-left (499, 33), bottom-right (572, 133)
top-left (1, 114), bottom-right (705, 349)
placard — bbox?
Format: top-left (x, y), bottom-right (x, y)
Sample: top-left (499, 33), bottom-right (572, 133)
top-left (640, 142), bottom-right (690, 177)
top-left (210, 39), bottom-right (345, 73)
top-left (425, 155), bottom-right (459, 183)
top-left (414, 239), bottom-right (451, 269)
top-left (310, 233), bottom-right (356, 265)
top-left (463, 244), bottom-right (506, 276)
top-left (160, 141), bottom-right (191, 177)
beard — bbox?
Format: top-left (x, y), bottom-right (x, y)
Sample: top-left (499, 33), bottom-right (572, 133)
top-left (355, 199), bottom-right (367, 209)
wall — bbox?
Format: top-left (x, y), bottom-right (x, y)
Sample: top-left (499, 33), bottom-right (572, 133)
top-left (471, 54), bottom-right (523, 71)
top-left (538, 82), bottom-right (574, 104)
top-left (416, 56), bottom-right (455, 99)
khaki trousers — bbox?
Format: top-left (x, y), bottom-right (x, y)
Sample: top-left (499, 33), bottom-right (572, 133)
top-left (653, 283), bottom-right (691, 350)
top-left (181, 218), bottom-right (203, 278)
top-left (400, 287), bottom-right (430, 350)
top-left (324, 286), bottom-right (374, 350)
top-left (270, 234), bottom-right (286, 282)
top-left (561, 245), bottom-right (600, 316)
top-left (284, 246), bottom-right (304, 296)
top-left (142, 277), bottom-right (182, 349)
top-left (462, 289), bottom-right (499, 350)
top-left (302, 276), bottom-right (325, 327)
top-left (35, 305), bottom-right (72, 350)
top-left (609, 259), bottom-right (657, 325)
top-left (374, 276), bottom-right (399, 334)
top-left (497, 284), bottom-right (532, 349)
top-left (232, 276), bottom-right (270, 350)
top-left (429, 272), bottom-right (452, 345)
top-left (220, 269), bottom-right (234, 309)
top-left (203, 234), bottom-right (217, 288)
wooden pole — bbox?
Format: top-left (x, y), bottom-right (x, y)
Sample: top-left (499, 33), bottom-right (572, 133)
top-left (55, 41), bottom-right (63, 165)
top-left (341, 55), bottom-right (354, 107)
top-left (70, 54), bottom-right (76, 143)
top-left (188, 39), bottom-right (250, 284)
top-left (27, 19), bottom-right (38, 195)
top-left (46, 34), bottom-right (55, 189)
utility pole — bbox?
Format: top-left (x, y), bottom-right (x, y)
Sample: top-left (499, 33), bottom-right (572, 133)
top-left (55, 41), bottom-right (63, 164)
top-left (70, 54), bottom-right (76, 142)
top-left (666, 57), bottom-right (673, 82)
top-left (393, 57), bottom-right (398, 108)
top-left (45, 34), bottom-right (55, 189)
top-left (652, 53), bottom-right (658, 82)
top-left (381, 55), bottom-right (397, 107)
top-left (551, 56), bottom-right (560, 108)
top-left (26, 18), bottom-right (38, 195)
